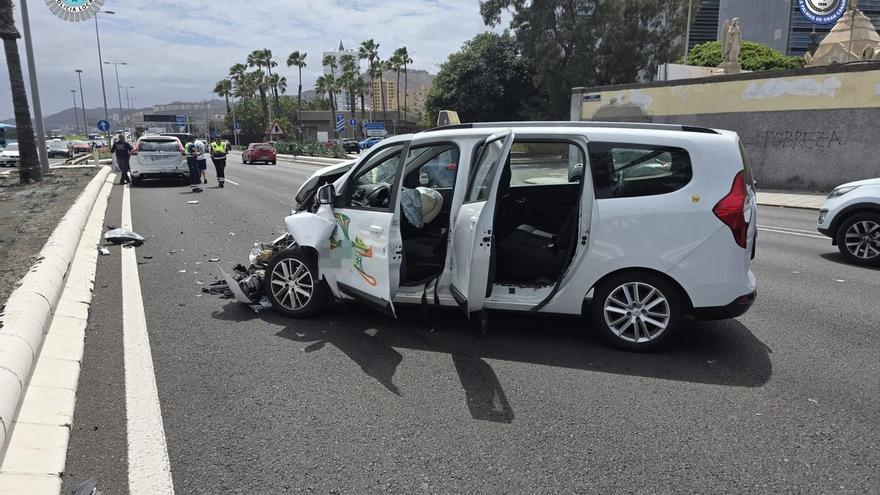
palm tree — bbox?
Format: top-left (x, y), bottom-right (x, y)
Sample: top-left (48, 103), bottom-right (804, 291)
top-left (266, 73), bottom-right (284, 111)
top-left (359, 39), bottom-right (380, 122)
top-left (340, 54), bottom-right (357, 114)
top-left (321, 54), bottom-right (338, 113)
top-left (248, 69), bottom-right (269, 127)
top-left (389, 51), bottom-right (404, 133)
top-left (286, 50), bottom-right (307, 136)
top-left (228, 63), bottom-right (248, 98)
top-left (0, 0), bottom-right (40, 183)
top-left (213, 79), bottom-right (233, 113)
top-left (396, 47), bottom-right (413, 116)
top-left (314, 75), bottom-right (329, 104)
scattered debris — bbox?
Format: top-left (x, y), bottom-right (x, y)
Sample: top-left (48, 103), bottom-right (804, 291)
top-left (208, 258), bottom-right (220, 262)
top-left (104, 228), bottom-right (145, 246)
top-left (178, 269), bottom-right (186, 273)
top-left (143, 256), bottom-right (153, 259)
top-left (187, 200), bottom-right (200, 204)
top-left (364, 328), bottom-right (378, 337)
top-left (99, 247), bottom-right (111, 256)
top-left (808, 398), bottom-right (819, 404)
top-left (228, 232), bottom-right (235, 236)
top-left (706, 359), bottom-right (717, 365)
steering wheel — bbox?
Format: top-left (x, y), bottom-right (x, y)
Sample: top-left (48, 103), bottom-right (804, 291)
top-left (365, 184), bottom-right (390, 207)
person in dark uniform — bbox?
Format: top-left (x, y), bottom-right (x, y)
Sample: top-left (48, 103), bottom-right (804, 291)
top-left (184, 139), bottom-right (203, 193)
top-left (210, 135), bottom-right (229, 188)
top-left (111, 133), bottom-right (133, 184)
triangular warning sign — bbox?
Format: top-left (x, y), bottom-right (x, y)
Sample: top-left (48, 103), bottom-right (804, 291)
top-left (269, 122), bottom-right (284, 135)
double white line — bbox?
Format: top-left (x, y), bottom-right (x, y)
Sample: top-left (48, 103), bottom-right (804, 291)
top-left (757, 224), bottom-right (827, 239)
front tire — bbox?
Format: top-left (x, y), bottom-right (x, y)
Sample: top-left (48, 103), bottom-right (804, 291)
top-left (271, 160), bottom-right (277, 165)
top-left (591, 272), bottom-right (682, 352)
top-left (264, 248), bottom-right (329, 317)
top-left (836, 213), bottom-right (880, 266)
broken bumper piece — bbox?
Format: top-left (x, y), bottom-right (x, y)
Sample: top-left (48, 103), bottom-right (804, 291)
top-left (204, 234), bottom-right (295, 312)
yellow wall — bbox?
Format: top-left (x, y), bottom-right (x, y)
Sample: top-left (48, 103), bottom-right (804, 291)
top-left (577, 69), bottom-right (880, 119)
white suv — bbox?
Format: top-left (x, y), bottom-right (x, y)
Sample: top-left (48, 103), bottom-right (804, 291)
top-left (818, 178), bottom-right (880, 266)
top-left (252, 122), bottom-right (757, 351)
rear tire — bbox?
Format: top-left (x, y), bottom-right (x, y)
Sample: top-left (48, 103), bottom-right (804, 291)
top-left (835, 213), bottom-right (880, 266)
top-left (264, 248), bottom-right (329, 318)
top-left (590, 271), bottom-right (682, 352)
top-left (271, 160), bottom-right (277, 165)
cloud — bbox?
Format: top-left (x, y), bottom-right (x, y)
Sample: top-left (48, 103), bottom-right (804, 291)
top-left (0, 0), bottom-right (509, 119)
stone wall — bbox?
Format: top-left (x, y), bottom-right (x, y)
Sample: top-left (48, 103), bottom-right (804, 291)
top-left (571, 63), bottom-right (880, 191)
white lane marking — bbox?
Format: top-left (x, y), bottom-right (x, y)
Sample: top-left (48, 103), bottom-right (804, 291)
top-left (758, 227), bottom-right (827, 239)
top-left (121, 185), bottom-right (176, 494)
top-left (757, 224), bottom-right (821, 235)
top-left (224, 179), bottom-right (240, 186)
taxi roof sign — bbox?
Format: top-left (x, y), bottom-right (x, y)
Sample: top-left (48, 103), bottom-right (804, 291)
top-left (436, 110), bottom-right (461, 127)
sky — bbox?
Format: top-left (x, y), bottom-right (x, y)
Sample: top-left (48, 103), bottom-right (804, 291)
top-left (0, 0), bottom-right (510, 119)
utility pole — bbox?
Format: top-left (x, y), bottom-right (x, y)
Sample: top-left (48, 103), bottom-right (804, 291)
top-left (684, 0), bottom-right (693, 62)
top-left (75, 69), bottom-right (87, 131)
top-left (94, 11), bottom-right (114, 132)
top-left (19, 0), bottom-right (50, 173)
top-left (71, 90), bottom-right (80, 134)
top-left (105, 61), bottom-right (126, 133)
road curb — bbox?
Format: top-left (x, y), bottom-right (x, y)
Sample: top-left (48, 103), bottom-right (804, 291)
top-left (0, 166), bottom-right (111, 452)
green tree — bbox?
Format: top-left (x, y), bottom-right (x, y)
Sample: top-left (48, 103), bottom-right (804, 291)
top-left (395, 47), bottom-right (413, 114)
top-left (286, 50), bottom-right (307, 136)
top-left (481, 0), bottom-right (689, 119)
top-left (228, 63), bottom-right (249, 99)
top-left (213, 79), bottom-right (233, 113)
top-left (424, 31), bottom-right (537, 125)
top-left (685, 40), bottom-right (805, 71)
top-left (389, 50), bottom-right (404, 132)
top-left (0, 0), bottom-right (40, 183)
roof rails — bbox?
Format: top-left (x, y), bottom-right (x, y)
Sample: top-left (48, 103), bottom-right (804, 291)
top-left (430, 121), bottom-right (719, 135)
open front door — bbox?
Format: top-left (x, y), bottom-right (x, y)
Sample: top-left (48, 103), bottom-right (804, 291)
top-left (450, 130), bottom-right (515, 314)
top-left (331, 140), bottom-right (411, 317)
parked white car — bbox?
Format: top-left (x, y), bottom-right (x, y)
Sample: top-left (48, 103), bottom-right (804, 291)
top-left (817, 178), bottom-right (880, 266)
top-left (247, 122), bottom-right (757, 351)
top-left (130, 136), bottom-right (188, 185)
top-left (0, 143), bottom-right (20, 167)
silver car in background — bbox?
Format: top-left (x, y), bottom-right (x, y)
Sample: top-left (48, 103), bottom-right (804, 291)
top-left (130, 136), bottom-right (188, 186)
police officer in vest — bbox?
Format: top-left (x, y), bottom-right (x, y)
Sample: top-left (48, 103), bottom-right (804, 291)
top-left (184, 139), bottom-right (203, 193)
top-left (210, 135), bottom-right (229, 188)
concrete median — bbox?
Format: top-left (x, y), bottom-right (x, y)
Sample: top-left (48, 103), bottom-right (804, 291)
top-left (0, 166), bottom-right (111, 451)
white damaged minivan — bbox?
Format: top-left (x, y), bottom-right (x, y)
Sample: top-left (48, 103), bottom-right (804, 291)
top-left (251, 122), bottom-right (757, 351)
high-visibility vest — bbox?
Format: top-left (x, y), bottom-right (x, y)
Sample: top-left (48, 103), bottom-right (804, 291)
top-left (211, 142), bottom-right (227, 156)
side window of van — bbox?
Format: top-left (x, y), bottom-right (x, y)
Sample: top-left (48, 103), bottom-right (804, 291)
top-left (508, 142), bottom-right (585, 186)
top-left (588, 142), bottom-right (692, 199)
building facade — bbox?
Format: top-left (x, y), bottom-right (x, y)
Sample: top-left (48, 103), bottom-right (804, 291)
top-left (370, 79), bottom-right (397, 112)
top-left (711, 0), bottom-right (880, 56)
top-left (687, 0), bottom-right (721, 50)
top-left (322, 41), bottom-right (361, 111)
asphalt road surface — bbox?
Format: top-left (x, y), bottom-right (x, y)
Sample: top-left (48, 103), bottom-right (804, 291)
top-left (62, 155), bottom-right (879, 494)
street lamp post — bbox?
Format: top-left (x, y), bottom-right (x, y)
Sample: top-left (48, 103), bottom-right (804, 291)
top-left (225, 77), bottom-right (238, 146)
top-left (71, 90), bottom-right (80, 134)
top-left (19, 0), bottom-right (50, 173)
top-left (121, 86), bottom-right (134, 135)
top-left (94, 10), bottom-right (115, 130)
top-left (105, 61), bottom-right (127, 133)
top-left (75, 69), bottom-right (87, 131)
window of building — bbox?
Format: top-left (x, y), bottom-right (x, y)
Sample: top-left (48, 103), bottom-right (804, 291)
top-left (588, 142), bottom-right (693, 199)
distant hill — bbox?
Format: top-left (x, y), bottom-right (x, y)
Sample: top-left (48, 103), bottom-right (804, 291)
top-left (2, 106), bottom-right (151, 130)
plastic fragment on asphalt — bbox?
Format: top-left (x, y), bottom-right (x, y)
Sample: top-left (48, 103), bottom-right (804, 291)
top-left (99, 247), bottom-right (111, 255)
top-left (144, 256), bottom-right (153, 259)
top-left (208, 258), bottom-right (220, 262)
top-left (364, 328), bottom-right (378, 337)
top-left (187, 200), bottom-right (199, 204)
top-left (178, 269), bottom-right (186, 273)
top-left (104, 227), bottom-right (145, 246)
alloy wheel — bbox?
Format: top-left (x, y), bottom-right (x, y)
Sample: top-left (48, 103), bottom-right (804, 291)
top-left (844, 220), bottom-right (880, 260)
top-left (603, 282), bottom-right (671, 343)
top-left (270, 258), bottom-right (314, 311)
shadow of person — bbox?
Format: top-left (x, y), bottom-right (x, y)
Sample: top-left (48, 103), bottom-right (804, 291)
top-left (451, 352), bottom-right (515, 424)
top-left (276, 324), bottom-right (403, 396)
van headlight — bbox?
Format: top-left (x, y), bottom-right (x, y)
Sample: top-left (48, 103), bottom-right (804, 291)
top-left (827, 185), bottom-right (859, 199)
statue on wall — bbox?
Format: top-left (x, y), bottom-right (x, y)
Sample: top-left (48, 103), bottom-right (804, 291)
top-left (719, 18), bottom-right (742, 72)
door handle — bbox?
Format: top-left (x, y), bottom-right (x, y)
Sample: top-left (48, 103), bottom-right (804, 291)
top-left (369, 225), bottom-right (383, 234)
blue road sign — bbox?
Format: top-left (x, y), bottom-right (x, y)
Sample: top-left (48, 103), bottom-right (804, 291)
top-left (234, 121), bottom-right (241, 130)
top-left (176, 115), bottom-right (186, 125)
top-left (364, 122), bottom-right (385, 130)
top-left (349, 118), bottom-right (358, 128)
top-left (336, 121), bottom-right (346, 132)
top-left (97, 120), bottom-right (110, 132)
top-left (336, 113), bottom-right (345, 124)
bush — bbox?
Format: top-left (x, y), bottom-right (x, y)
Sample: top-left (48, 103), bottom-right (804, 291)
top-left (273, 140), bottom-right (348, 158)
top-left (684, 41), bottom-right (805, 71)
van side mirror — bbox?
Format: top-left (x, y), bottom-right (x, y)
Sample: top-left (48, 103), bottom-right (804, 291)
top-left (316, 184), bottom-right (335, 205)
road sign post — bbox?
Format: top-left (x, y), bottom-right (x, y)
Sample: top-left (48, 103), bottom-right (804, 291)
top-left (364, 121), bottom-right (386, 138)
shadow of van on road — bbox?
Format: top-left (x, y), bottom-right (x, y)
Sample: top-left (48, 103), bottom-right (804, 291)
top-left (213, 301), bottom-right (772, 424)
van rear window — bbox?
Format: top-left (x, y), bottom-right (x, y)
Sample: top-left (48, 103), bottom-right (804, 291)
top-left (738, 140), bottom-right (755, 186)
top-left (140, 140), bottom-right (179, 152)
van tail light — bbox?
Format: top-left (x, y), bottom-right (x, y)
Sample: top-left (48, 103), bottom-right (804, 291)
top-left (713, 171), bottom-right (749, 249)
